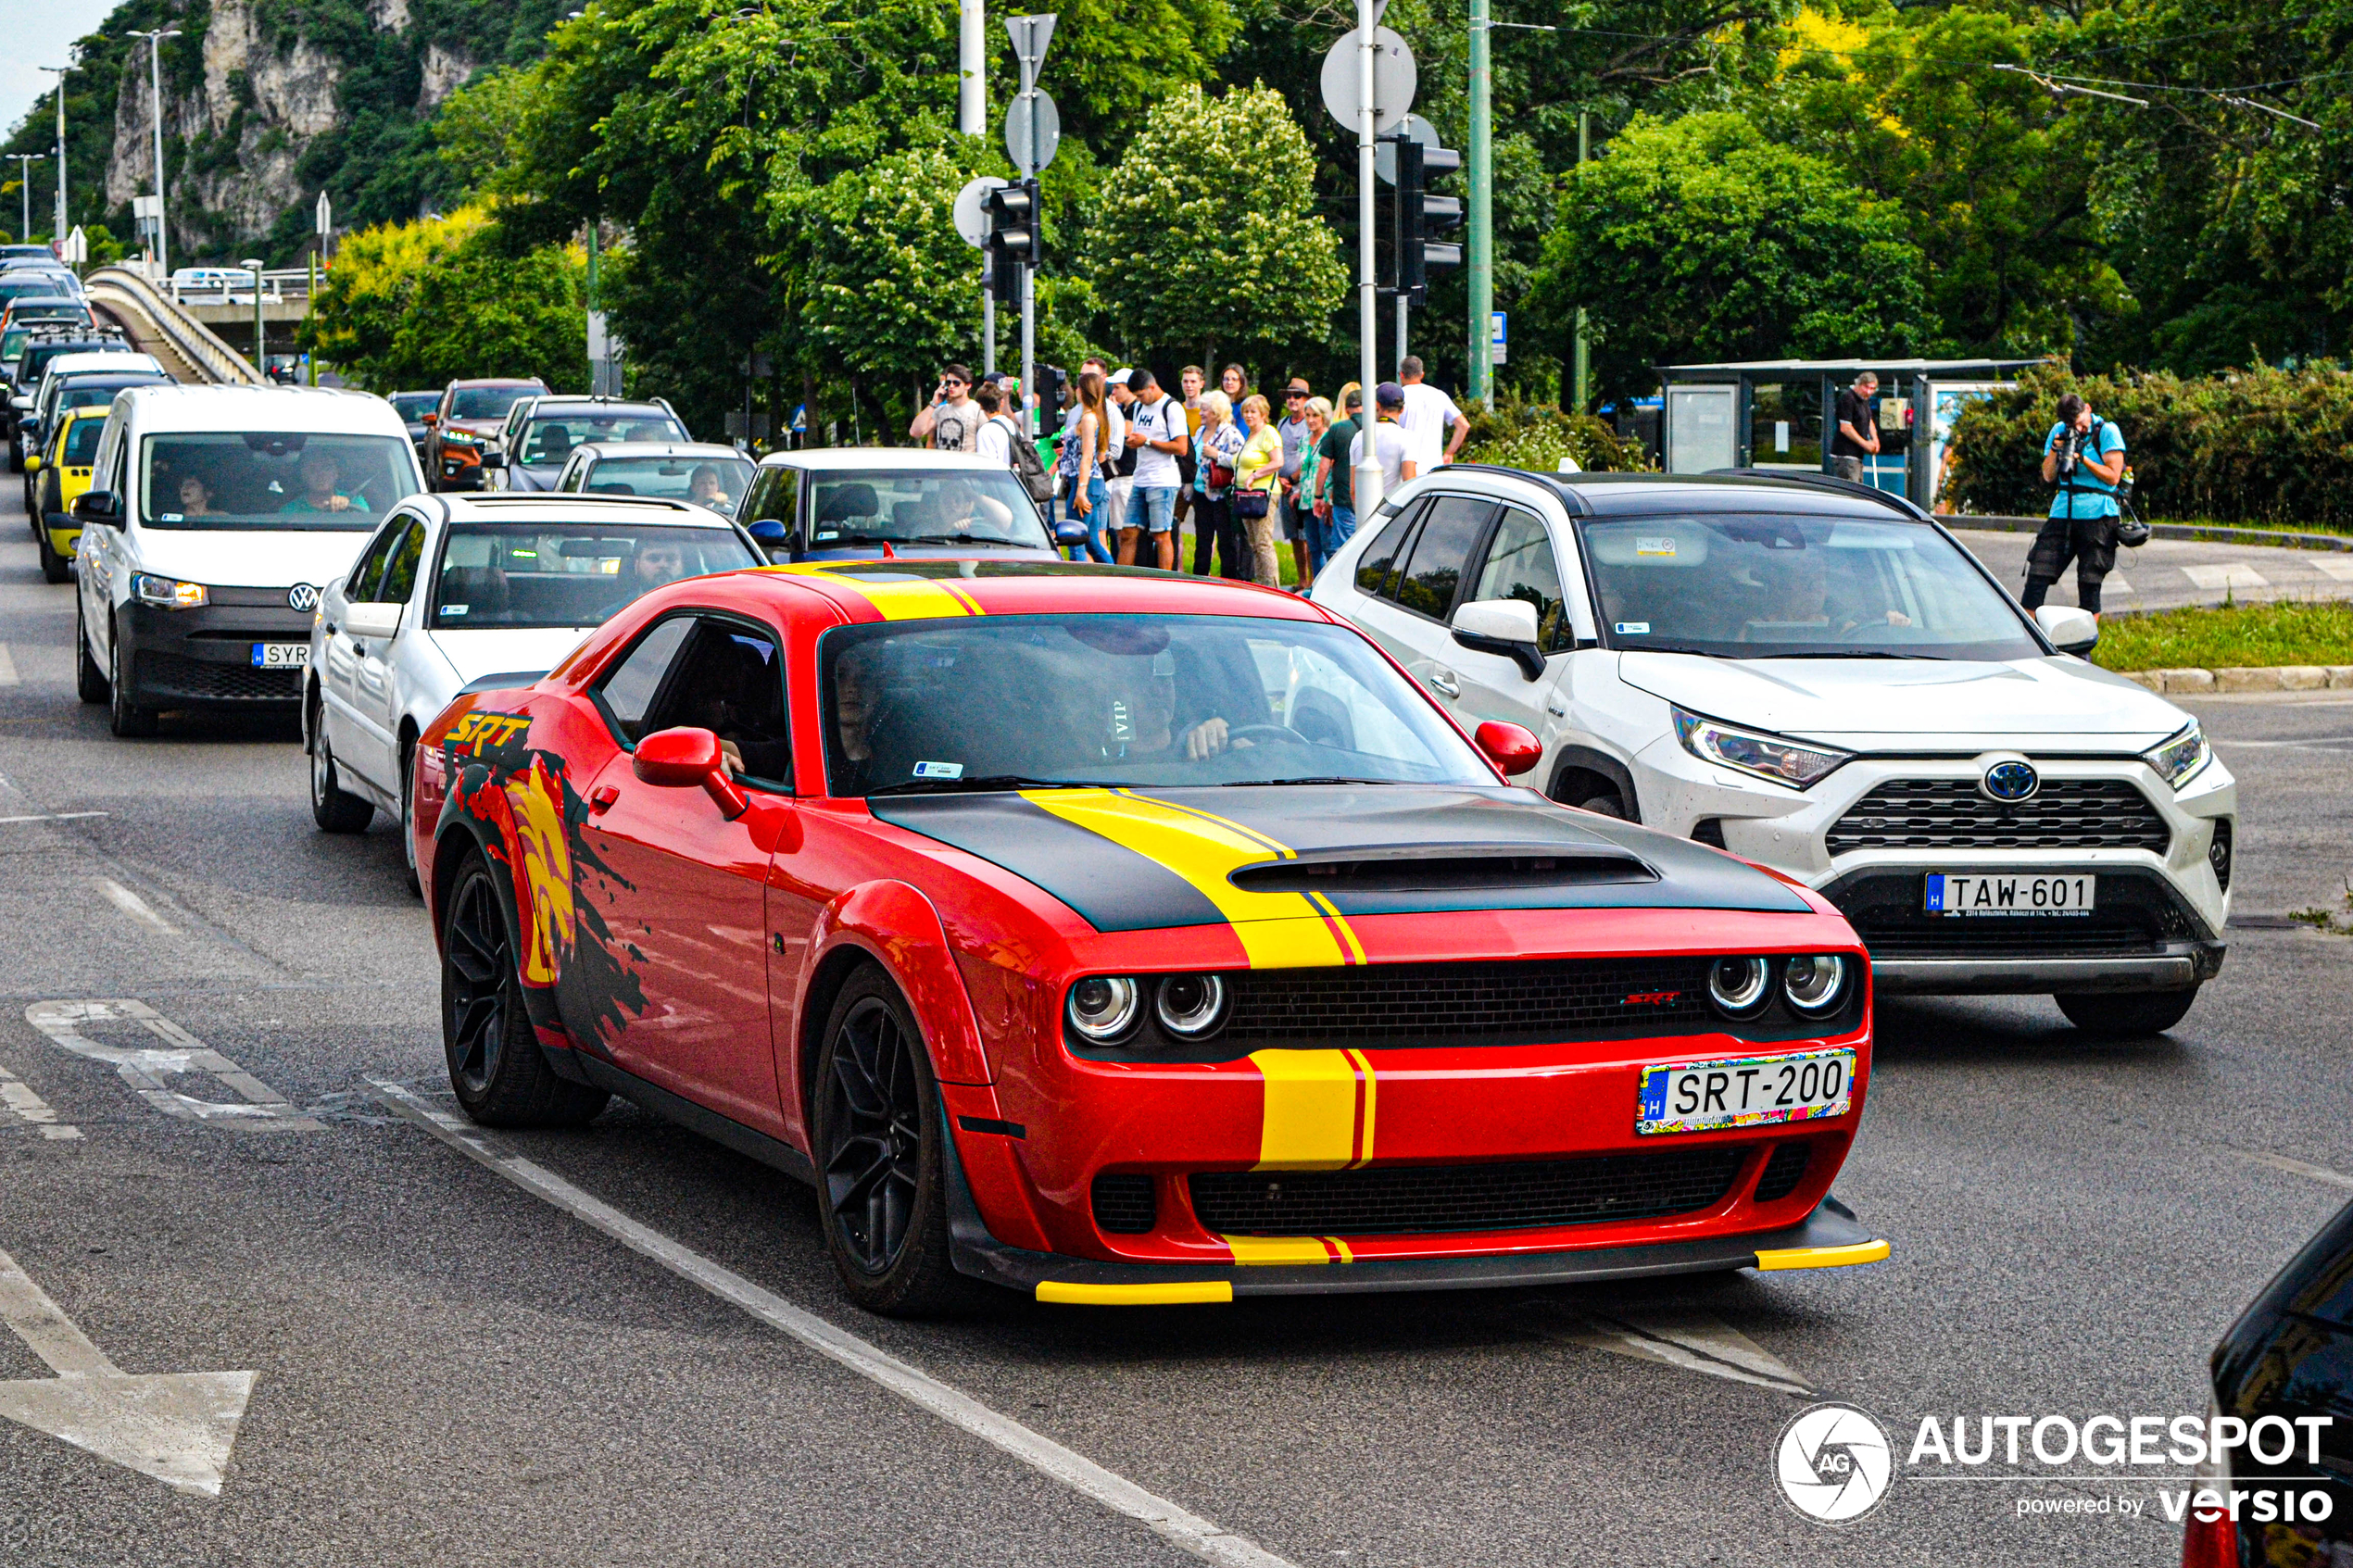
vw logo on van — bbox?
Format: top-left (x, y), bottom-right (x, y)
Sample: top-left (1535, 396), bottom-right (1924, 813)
top-left (287, 583), bottom-right (321, 612)
top-left (1980, 758), bottom-right (2040, 804)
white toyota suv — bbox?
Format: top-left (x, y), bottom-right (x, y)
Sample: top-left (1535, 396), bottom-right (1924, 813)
top-left (1310, 468), bottom-right (2233, 1035)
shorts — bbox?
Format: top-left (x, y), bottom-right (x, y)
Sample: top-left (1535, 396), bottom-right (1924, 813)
top-left (1134, 485), bottom-right (1177, 534)
top-left (1832, 456), bottom-right (1864, 483)
top-left (1101, 476), bottom-right (1132, 534)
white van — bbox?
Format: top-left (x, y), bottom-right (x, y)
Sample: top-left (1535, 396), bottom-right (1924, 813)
top-left (72, 384), bottom-right (426, 736)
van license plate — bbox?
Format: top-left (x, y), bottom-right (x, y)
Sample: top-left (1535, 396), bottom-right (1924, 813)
top-left (251, 643), bottom-right (310, 669)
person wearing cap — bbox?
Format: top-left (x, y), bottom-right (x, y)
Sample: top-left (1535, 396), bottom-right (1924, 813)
top-left (1274, 378), bottom-right (1316, 591)
top-left (1101, 369), bottom-right (1138, 546)
top-left (1349, 383), bottom-right (1415, 501)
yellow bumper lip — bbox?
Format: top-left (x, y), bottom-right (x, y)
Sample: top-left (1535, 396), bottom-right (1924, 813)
top-left (1753, 1239), bottom-right (1892, 1271)
top-left (1037, 1281), bottom-right (1235, 1306)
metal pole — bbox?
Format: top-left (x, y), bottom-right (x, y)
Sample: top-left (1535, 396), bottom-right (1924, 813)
top-left (307, 252), bottom-right (317, 384)
top-left (1353, 0), bottom-right (1382, 513)
top-left (1396, 294), bottom-right (1408, 377)
top-left (1572, 109), bottom-right (1591, 412)
top-left (149, 34), bottom-right (169, 279)
top-left (243, 257), bottom-right (266, 377)
top-left (1467, 0), bottom-right (1491, 407)
top-left (958, 0), bottom-right (986, 136)
top-left (8, 157), bottom-right (42, 245)
top-left (982, 292), bottom-right (995, 377)
top-left (42, 67), bottom-right (69, 247)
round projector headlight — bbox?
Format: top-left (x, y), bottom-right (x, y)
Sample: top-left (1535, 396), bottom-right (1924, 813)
top-left (1782, 954), bottom-right (1851, 1017)
top-left (1067, 977), bottom-right (1140, 1043)
top-left (1154, 973), bottom-right (1227, 1038)
top-left (1707, 956), bottom-right (1772, 1019)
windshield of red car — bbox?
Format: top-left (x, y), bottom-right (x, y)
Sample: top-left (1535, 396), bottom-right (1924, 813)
top-left (820, 613), bottom-right (1493, 796)
top-left (430, 521), bottom-right (759, 630)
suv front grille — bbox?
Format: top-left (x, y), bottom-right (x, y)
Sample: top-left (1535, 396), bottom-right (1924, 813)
top-left (1828, 779), bottom-right (2169, 855)
top-left (1189, 1148), bottom-right (1746, 1236)
top-left (1222, 958), bottom-right (1713, 1047)
top-left (1851, 913), bottom-right (2163, 959)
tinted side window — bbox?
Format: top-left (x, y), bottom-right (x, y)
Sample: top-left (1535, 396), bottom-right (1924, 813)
top-left (1393, 496), bottom-right (1495, 621)
top-left (1470, 507), bottom-right (1573, 653)
top-left (642, 619), bottom-right (791, 789)
top-left (377, 521), bottom-right (426, 605)
top-left (343, 521), bottom-right (406, 603)
top-left (1354, 501), bottom-right (1425, 601)
top-left (597, 617), bottom-right (696, 743)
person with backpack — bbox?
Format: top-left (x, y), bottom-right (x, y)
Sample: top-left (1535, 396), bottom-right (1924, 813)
top-left (2025, 393), bottom-right (2130, 619)
top-left (977, 381), bottom-right (1056, 515)
top-left (1102, 370), bottom-right (1137, 548)
top-left (1121, 370), bottom-right (1186, 571)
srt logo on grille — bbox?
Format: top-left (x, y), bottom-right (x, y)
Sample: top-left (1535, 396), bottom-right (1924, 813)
top-left (1978, 758), bottom-right (2039, 804)
top-left (287, 583), bottom-right (321, 612)
top-left (1623, 990), bottom-right (1680, 1006)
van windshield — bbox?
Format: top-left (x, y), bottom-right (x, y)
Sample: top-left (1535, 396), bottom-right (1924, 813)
top-left (141, 433), bottom-right (418, 531)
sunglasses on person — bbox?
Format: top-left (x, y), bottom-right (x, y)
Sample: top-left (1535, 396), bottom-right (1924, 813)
top-left (1285, 389), bottom-right (1308, 400)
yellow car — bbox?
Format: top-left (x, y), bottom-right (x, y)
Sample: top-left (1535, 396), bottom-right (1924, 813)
top-left (28, 405), bottom-right (104, 583)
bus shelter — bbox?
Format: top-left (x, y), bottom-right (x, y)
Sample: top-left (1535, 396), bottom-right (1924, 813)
top-left (1655, 358), bottom-right (2036, 509)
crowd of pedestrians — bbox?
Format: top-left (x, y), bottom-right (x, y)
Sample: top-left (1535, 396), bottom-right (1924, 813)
top-left (913, 350), bottom-right (1469, 593)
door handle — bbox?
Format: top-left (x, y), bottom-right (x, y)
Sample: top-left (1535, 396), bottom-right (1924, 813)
top-left (588, 785), bottom-right (620, 814)
top-left (1427, 668), bottom-right (1460, 698)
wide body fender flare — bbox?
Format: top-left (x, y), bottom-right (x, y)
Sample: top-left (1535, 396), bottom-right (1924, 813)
top-left (799, 880), bottom-right (995, 1091)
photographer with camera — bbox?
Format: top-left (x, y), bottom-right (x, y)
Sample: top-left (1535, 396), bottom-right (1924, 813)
top-left (2024, 393), bottom-right (2129, 618)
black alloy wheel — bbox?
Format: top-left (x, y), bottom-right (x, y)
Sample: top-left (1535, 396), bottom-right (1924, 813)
top-left (107, 617), bottom-right (157, 738)
top-left (813, 970), bottom-right (978, 1316)
top-left (308, 716), bottom-right (375, 833)
top-left (438, 852), bottom-right (607, 1127)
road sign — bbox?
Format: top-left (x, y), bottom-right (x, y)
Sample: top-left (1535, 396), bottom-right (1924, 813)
top-left (1491, 310), bottom-right (1507, 366)
top-left (1320, 27), bottom-right (1416, 136)
top-left (60, 226), bottom-right (86, 264)
top-left (1375, 113), bottom-right (1439, 184)
top-left (1005, 13), bottom-right (1056, 86)
top-left (954, 175), bottom-right (1013, 247)
top-left (314, 190), bottom-right (332, 235)
top-left (1005, 91), bottom-right (1060, 174)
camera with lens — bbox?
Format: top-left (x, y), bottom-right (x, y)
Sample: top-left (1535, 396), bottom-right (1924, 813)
top-left (2050, 427), bottom-right (2083, 476)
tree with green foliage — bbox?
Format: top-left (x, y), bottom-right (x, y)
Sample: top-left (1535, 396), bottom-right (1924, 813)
top-left (1080, 83), bottom-right (1347, 368)
top-left (299, 207), bottom-right (585, 393)
top-left (1529, 111), bottom-right (1930, 406)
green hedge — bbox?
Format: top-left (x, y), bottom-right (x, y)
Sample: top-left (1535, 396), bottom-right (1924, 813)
top-left (1459, 389), bottom-right (1652, 474)
top-left (1944, 363), bottom-right (2353, 527)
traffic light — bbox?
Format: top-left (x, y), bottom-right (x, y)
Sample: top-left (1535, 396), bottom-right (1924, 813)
top-left (1390, 137), bottom-right (1465, 304)
top-left (985, 179), bottom-right (1042, 303)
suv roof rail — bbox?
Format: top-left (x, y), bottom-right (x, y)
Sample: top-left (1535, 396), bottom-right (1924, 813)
top-left (1704, 467), bottom-right (1931, 521)
top-left (455, 493), bottom-right (701, 512)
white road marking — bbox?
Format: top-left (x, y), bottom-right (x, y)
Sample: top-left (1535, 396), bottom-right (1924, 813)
top-left (366, 1078), bottom-right (1296, 1568)
top-left (2104, 571), bottom-right (2133, 596)
top-left (25, 1000), bottom-right (321, 1132)
top-left (0, 1245), bottom-right (256, 1496)
top-left (0, 812), bottom-right (107, 826)
top-left (0, 644), bottom-right (17, 685)
top-left (1524, 1304), bottom-right (1811, 1395)
top-left (2311, 558), bottom-right (2353, 583)
top-left (2233, 1148), bottom-right (2353, 1190)
top-left (94, 878), bottom-right (177, 936)
top-left (2182, 563), bottom-right (2269, 590)
top-left (0, 1062), bottom-right (82, 1140)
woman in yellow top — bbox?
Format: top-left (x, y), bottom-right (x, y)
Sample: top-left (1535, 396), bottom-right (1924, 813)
top-left (1233, 394), bottom-right (1283, 587)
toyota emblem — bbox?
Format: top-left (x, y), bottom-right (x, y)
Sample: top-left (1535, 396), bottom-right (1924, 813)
top-left (288, 583), bottom-right (321, 612)
top-left (1980, 759), bottom-right (2040, 804)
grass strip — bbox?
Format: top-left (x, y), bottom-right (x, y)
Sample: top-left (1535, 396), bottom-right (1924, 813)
top-left (2095, 598), bottom-right (2353, 672)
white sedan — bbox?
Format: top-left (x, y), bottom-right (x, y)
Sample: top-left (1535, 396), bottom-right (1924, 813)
top-left (303, 493), bottom-right (765, 884)
top-left (1310, 467), bottom-right (2234, 1037)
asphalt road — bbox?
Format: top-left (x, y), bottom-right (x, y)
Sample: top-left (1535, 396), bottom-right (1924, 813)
top-left (1948, 523), bottom-right (2353, 615)
top-left (1, 506), bottom-right (2349, 1566)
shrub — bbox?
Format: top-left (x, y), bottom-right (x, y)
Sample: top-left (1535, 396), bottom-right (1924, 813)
top-left (1944, 362), bottom-right (2353, 527)
top-left (1459, 387), bottom-right (1651, 474)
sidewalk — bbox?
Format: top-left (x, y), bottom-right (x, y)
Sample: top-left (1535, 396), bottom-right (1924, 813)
top-left (1946, 525), bottom-right (2353, 614)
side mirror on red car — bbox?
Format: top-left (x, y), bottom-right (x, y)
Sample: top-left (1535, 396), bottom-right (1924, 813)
top-left (632, 726), bottom-right (749, 820)
top-left (1474, 721), bottom-right (1543, 777)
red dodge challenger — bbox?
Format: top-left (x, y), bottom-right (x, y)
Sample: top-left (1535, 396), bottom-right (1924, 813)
top-left (412, 559), bottom-right (1887, 1314)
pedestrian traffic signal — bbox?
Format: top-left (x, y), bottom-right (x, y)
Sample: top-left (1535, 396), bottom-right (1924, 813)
top-left (986, 179), bottom-right (1042, 303)
top-left (1389, 138), bottom-right (1464, 305)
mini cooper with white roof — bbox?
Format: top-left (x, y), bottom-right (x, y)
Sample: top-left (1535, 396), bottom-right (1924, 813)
top-left (1310, 469), bottom-right (2233, 1036)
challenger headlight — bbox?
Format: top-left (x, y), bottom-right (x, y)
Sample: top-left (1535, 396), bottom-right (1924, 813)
top-left (1672, 708), bottom-right (1851, 790)
top-left (1067, 977), bottom-right (1141, 1043)
top-left (132, 572), bottom-right (208, 609)
top-left (2144, 720), bottom-right (2211, 790)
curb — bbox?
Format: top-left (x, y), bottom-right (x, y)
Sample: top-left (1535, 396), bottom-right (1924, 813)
top-left (1950, 517), bottom-right (2353, 553)
top-left (2120, 665), bottom-right (2353, 694)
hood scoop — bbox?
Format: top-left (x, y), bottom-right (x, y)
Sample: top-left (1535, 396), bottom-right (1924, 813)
top-left (1231, 846), bottom-right (1657, 896)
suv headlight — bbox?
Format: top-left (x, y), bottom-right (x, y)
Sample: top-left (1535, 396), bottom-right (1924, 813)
top-left (441, 428), bottom-right (480, 447)
top-left (1672, 708), bottom-right (1850, 790)
top-left (2144, 720), bottom-right (2211, 789)
top-left (132, 573), bottom-right (208, 609)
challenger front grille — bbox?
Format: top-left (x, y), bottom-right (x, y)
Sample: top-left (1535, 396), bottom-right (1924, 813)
top-left (1828, 779), bottom-right (2169, 855)
top-left (1220, 958), bottom-right (1713, 1048)
top-left (1090, 1173), bottom-right (1157, 1235)
top-left (1753, 1140), bottom-right (1812, 1203)
top-left (1189, 1148), bottom-right (1746, 1236)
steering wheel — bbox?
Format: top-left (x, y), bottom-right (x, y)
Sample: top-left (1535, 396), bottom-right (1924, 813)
top-left (1227, 723), bottom-right (1307, 746)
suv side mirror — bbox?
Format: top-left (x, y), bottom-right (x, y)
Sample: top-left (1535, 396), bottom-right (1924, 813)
top-left (746, 518), bottom-right (789, 562)
top-left (69, 490), bottom-right (120, 527)
top-left (1451, 597), bottom-right (1548, 681)
top-left (2034, 605), bottom-right (2099, 656)
top-left (633, 727), bottom-right (749, 819)
top-left (421, 411), bottom-right (437, 426)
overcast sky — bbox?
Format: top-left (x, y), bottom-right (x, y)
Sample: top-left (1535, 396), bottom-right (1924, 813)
top-left (0, 0), bottom-right (122, 144)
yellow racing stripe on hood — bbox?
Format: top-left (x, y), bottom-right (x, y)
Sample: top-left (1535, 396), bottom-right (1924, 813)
top-left (770, 564), bottom-right (980, 619)
top-left (1017, 788), bottom-right (1360, 968)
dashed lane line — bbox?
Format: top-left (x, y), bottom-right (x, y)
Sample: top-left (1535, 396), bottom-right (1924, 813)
top-left (25, 1000), bottom-right (321, 1132)
top-left (0, 645), bottom-right (17, 685)
top-left (0, 1061), bottom-right (80, 1140)
top-left (365, 1078), bottom-right (1297, 1568)
top-left (2233, 1148), bottom-right (2353, 1191)
top-left (94, 878), bottom-right (177, 936)
top-left (0, 812), bottom-right (108, 826)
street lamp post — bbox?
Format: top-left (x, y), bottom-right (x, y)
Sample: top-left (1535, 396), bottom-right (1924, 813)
top-left (38, 65), bottom-right (71, 249)
top-left (7, 156), bottom-right (49, 245)
top-left (127, 30), bottom-right (182, 278)
top-left (242, 257), bottom-right (268, 379)
top-left (1466, 16), bottom-right (1554, 408)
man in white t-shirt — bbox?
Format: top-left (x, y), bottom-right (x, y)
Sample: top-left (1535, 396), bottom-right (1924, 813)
top-left (1122, 370), bottom-right (1187, 571)
top-left (1350, 383), bottom-right (1415, 498)
top-left (1394, 355), bottom-right (1466, 474)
